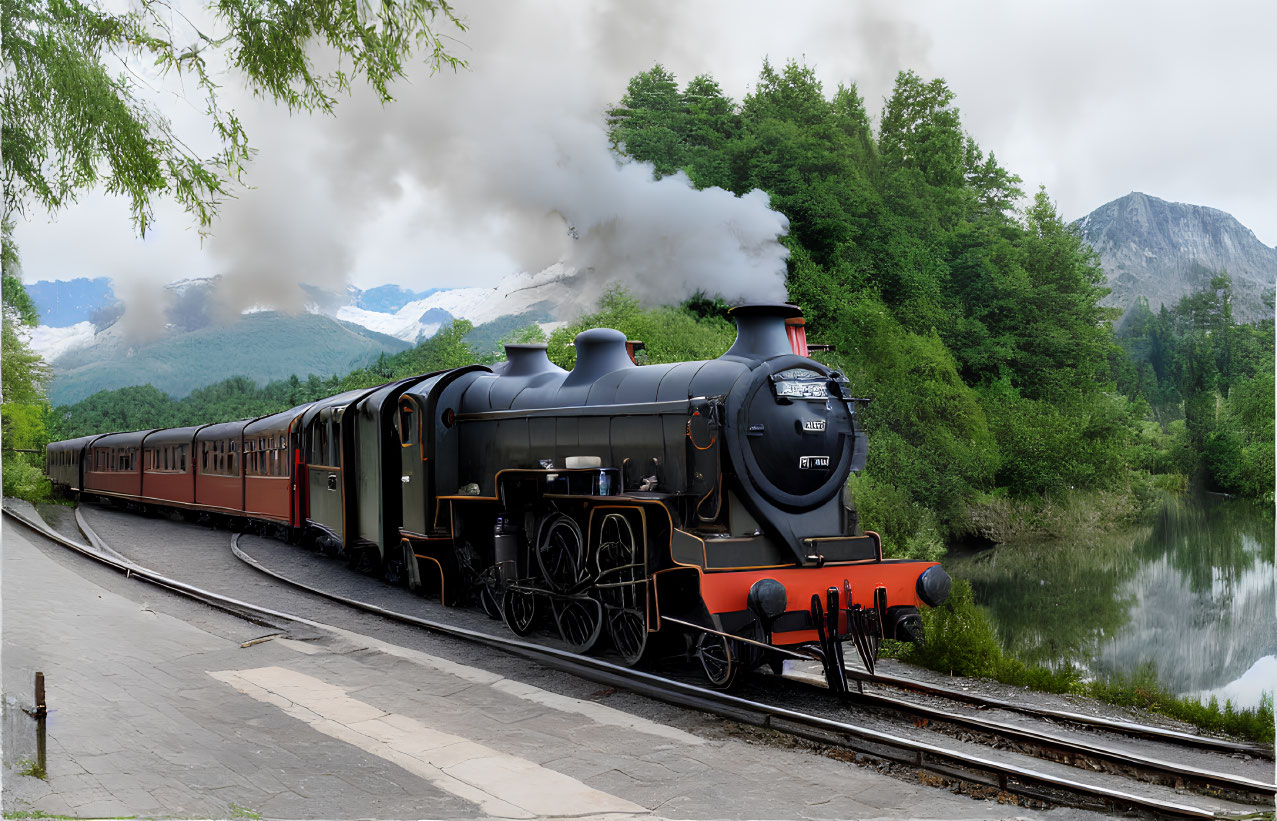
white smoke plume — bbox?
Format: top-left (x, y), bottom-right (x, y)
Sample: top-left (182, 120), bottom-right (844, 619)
top-left (203, 1), bottom-right (794, 315)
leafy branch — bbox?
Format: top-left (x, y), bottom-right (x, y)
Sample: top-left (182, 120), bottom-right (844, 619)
top-left (0, 0), bottom-right (466, 235)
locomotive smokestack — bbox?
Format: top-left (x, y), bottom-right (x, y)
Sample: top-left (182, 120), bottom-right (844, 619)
top-left (501, 344), bottom-right (564, 377)
top-left (722, 304), bottom-right (805, 361)
top-left (564, 328), bottom-right (636, 386)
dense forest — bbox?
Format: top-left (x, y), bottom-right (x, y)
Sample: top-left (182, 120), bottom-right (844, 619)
top-left (8, 62), bottom-right (1274, 561)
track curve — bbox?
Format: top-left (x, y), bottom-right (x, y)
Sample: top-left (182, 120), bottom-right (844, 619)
top-left (9, 502), bottom-right (1274, 819)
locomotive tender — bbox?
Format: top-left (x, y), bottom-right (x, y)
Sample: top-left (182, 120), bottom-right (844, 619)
top-left (46, 303), bottom-right (951, 689)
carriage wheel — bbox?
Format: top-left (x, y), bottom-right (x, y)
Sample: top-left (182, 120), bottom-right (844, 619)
top-left (552, 596), bottom-right (604, 654)
top-left (596, 513), bottom-right (650, 666)
top-left (502, 587), bottom-right (538, 636)
top-left (695, 632), bottom-right (740, 689)
top-left (478, 578), bottom-right (503, 620)
top-left (535, 512), bottom-right (586, 592)
top-left (347, 542), bottom-right (378, 575)
top-left (382, 541), bottom-right (409, 587)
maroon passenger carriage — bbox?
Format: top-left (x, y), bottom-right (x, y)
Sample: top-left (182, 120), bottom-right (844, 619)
top-left (47, 407), bottom-right (314, 531)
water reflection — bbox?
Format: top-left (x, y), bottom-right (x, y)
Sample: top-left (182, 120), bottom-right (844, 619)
top-left (945, 494), bottom-right (1276, 708)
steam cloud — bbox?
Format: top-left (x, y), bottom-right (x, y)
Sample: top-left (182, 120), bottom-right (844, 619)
top-left (204, 1), bottom-right (795, 315)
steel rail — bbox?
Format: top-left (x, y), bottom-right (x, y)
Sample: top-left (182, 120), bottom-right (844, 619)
top-left (217, 532), bottom-right (1270, 818)
top-left (11, 503), bottom-right (1265, 819)
top-left (847, 667), bottom-right (1273, 758)
top-left (841, 687), bottom-right (1274, 798)
top-left (4, 507), bottom-right (291, 632)
top-left (780, 664), bottom-right (1275, 794)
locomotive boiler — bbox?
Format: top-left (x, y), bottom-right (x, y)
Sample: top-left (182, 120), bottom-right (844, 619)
top-left (46, 303), bottom-right (951, 690)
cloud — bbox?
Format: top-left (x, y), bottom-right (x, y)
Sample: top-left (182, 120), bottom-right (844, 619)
top-left (14, 0), bottom-right (1275, 315)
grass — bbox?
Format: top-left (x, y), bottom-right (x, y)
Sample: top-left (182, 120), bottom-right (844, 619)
top-left (888, 580), bottom-right (1276, 744)
top-left (959, 483), bottom-right (1167, 544)
top-left (227, 803), bottom-right (261, 820)
top-left (13, 758), bottom-right (47, 780)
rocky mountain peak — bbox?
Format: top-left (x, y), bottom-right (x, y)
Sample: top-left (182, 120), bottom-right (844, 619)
top-left (1077, 192), bottom-right (1276, 323)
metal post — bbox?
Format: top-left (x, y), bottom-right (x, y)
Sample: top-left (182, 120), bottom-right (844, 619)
top-left (34, 672), bottom-right (47, 776)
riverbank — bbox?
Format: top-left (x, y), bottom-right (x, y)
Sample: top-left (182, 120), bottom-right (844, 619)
top-left (909, 491), bottom-right (1276, 744)
top-left (956, 477), bottom-right (1184, 545)
top-left (886, 581), bottom-right (1275, 744)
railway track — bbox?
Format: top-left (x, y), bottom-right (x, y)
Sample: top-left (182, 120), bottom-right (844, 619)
top-left (837, 667), bottom-right (1271, 757)
top-left (7, 504), bottom-right (1275, 819)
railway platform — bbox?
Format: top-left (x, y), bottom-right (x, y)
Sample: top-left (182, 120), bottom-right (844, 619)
top-left (3, 507), bottom-right (1078, 820)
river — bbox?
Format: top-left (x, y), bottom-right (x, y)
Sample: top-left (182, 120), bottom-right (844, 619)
top-left (944, 493), bottom-right (1276, 709)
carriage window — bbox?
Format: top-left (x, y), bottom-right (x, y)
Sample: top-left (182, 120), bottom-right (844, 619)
top-left (316, 425), bottom-right (326, 464)
top-left (399, 403), bottom-right (416, 445)
top-left (330, 420), bottom-right (342, 466)
top-left (178, 446), bottom-right (186, 472)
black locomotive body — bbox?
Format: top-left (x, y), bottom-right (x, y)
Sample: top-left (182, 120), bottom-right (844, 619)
top-left (47, 303), bottom-right (951, 689)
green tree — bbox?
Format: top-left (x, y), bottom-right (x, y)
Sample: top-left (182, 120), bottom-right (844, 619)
top-left (607, 64), bottom-right (686, 178)
top-left (2, 219), bottom-right (53, 498)
top-left (1012, 189), bottom-right (1119, 399)
top-left (877, 69), bottom-right (967, 231)
top-left (2, 0), bottom-right (466, 234)
top-left (679, 74), bottom-right (738, 189)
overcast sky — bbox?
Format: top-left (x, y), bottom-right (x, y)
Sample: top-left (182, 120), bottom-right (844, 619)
top-left (14, 0), bottom-right (1276, 306)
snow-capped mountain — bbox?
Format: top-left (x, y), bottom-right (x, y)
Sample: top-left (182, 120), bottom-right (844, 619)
top-left (332, 264), bottom-right (580, 343)
top-left (28, 321), bottom-right (98, 361)
top-left (24, 265), bottom-right (582, 404)
top-left (25, 265), bottom-right (581, 364)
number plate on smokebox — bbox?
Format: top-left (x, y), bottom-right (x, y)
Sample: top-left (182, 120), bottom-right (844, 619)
top-left (799, 455), bottom-right (831, 470)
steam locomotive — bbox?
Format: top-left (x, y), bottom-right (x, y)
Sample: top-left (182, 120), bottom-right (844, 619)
top-left (45, 303), bottom-right (950, 690)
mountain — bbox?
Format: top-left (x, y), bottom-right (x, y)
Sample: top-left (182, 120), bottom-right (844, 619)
top-left (332, 264), bottom-right (580, 342)
top-left (33, 266), bottom-right (579, 405)
top-left (1077, 193), bottom-right (1276, 323)
top-left (48, 312), bottom-right (410, 406)
top-left (355, 284), bottom-right (446, 313)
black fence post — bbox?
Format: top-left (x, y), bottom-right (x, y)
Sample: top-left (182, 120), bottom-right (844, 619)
top-left (33, 672), bottom-right (47, 776)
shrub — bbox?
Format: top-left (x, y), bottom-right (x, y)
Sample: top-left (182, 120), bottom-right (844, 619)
top-left (981, 384), bottom-right (1139, 495)
top-left (908, 579), bottom-right (1003, 677)
top-left (2, 453), bottom-right (52, 503)
top-left (849, 472), bottom-right (944, 561)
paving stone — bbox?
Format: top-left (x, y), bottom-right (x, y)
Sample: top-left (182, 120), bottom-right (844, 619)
top-left (58, 786), bottom-right (114, 809)
top-left (101, 787), bottom-right (162, 812)
top-left (67, 798), bottom-right (135, 818)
